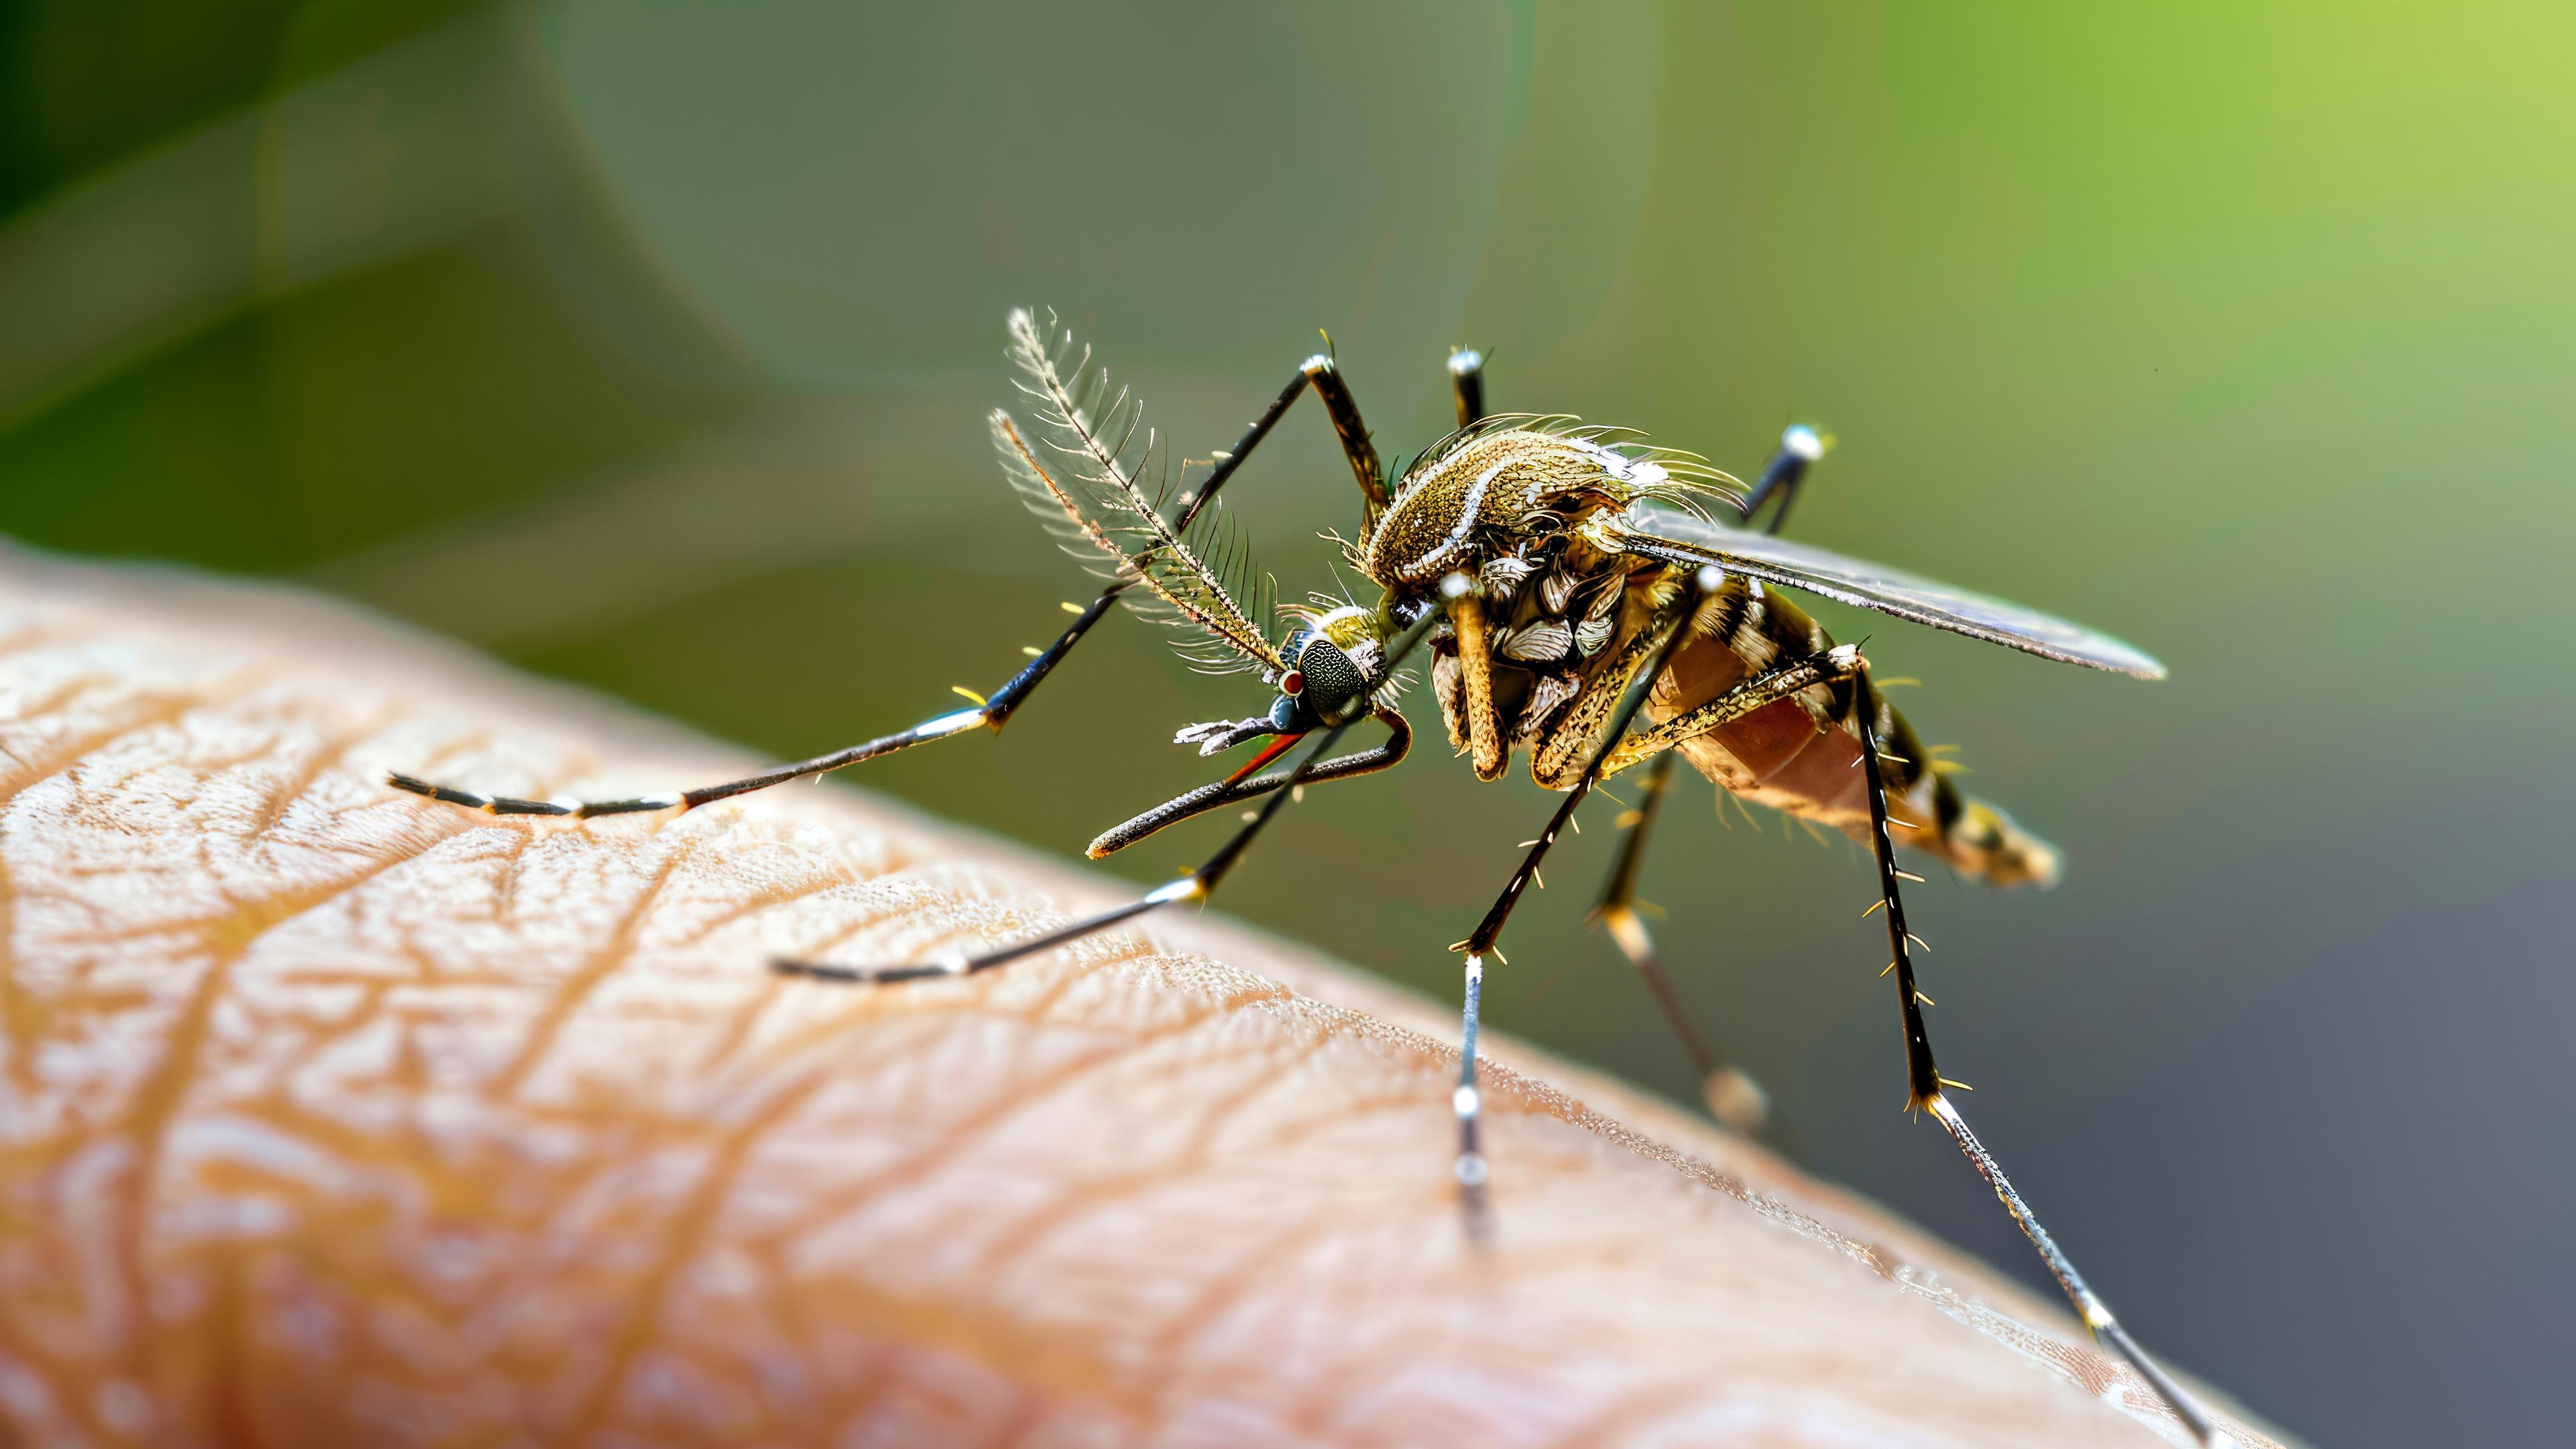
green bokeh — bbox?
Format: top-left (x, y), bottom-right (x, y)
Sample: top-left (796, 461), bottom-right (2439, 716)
top-left (3, 3), bottom-right (2569, 1442)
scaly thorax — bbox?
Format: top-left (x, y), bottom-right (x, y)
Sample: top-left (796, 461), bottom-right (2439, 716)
top-left (1354, 423), bottom-right (1715, 757)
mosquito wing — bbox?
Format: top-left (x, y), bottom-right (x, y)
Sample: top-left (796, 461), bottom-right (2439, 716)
top-left (1613, 502), bottom-right (2166, 678)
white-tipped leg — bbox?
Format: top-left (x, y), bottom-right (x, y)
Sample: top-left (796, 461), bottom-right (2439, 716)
top-left (775, 605), bottom-right (1448, 990)
top-left (1452, 954), bottom-right (1493, 1240)
top-left (1926, 1093), bottom-right (2237, 1446)
top-left (1439, 572), bottom-right (1725, 1243)
top-left (388, 708), bottom-right (992, 819)
top-left (388, 565), bottom-right (1138, 822)
top-left (387, 772), bottom-right (694, 819)
top-left (1849, 663), bottom-right (2237, 1447)
top-left (1701, 1065), bottom-right (1771, 1134)
top-left (1591, 751), bottom-right (1775, 1134)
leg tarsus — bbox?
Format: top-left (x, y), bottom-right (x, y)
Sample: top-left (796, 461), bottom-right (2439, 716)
top-left (1088, 709), bottom-right (1412, 859)
top-left (1853, 668), bottom-right (2235, 1447)
top-left (1453, 954), bottom-right (1495, 1243)
top-left (1440, 568), bottom-right (1720, 1233)
top-left (388, 593), bottom-right (1092, 820)
top-left (1590, 751), bottom-right (1773, 1133)
top-left (1927, 1093), bottom-right (2237, 1445)
top-left (773, 601), bottom-right (1445, 985)
top-left (390, 331), bottom-right (1389, 823)
top-left (386, 769), bottom-right (680, 819)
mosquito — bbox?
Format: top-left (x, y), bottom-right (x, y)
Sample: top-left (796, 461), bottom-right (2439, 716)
top-left (391, 309), bottom-right (2237, 1446)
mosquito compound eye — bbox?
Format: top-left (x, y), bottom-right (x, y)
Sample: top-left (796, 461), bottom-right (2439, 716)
top-left (1294, 637), bottom-right (1366, 710)
top-left (1281, 671), bottom-right (1304, 696)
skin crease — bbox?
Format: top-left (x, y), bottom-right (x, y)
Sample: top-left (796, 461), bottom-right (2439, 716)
top-left (0, 549), bottom-right (2292, 1449)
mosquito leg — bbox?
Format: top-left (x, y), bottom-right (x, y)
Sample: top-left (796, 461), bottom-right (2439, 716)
top-left (769, 727), bottom-right (1334, 984)
top-left (1459, 576), bottom-right (1719, 963)
top-left (1447, 585), bottom-right (1507, 782)
top-left (1587, 750), bottom-right (1772, 1132)
top-left (1848, 666), bottom-right (2237, 1447)
top-left (384, 704), bottom-right (996, 819)
top-left (1449, 567), bottom-right (1720, 1230)
top-left (773, 591), bottom-right (1448, 984)
top-left (1735, 424), bottom-right (1829, 535)
top-left (1193, 347), bottom-right (1389, 523)
top-left (1086, 708), bottom-right (1411, 858)
top-left (1593, 756), bottom-right (1702, 1068)
top-left (1447, 347), bottom-right (1487, 429)
top-left (1530, 623), bottom-right (1873, 1138)
top-left (1593, 643), bottom-right (1862, 782)
top-left (1298, 353), bottom-right (1390, 525)
top-left (1526, 588), bottom-right (1707, 790)
top-left (387, 345), bottom-right (1340, 820)
top-left (1450, 952), bottom-right (1494, 1235)
top-left (386, 580), bottom-right (1130, 816)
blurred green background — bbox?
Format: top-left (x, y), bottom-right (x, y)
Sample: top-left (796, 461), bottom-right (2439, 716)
top-left (5, 1), bottom-right (2570, 1442)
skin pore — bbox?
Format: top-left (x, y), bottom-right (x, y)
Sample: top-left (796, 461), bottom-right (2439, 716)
top-left (0, 550), bottom-right (2281, 1448)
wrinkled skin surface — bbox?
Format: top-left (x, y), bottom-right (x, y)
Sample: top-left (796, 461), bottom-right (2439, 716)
top-left (0, 549), bottom-right (2286, 1448)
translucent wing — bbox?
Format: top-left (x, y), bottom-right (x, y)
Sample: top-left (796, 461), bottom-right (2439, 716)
top-left (992, 309), bottom-right (1283, 676)
top-left (1613, 502), bottom-right (2166, 678)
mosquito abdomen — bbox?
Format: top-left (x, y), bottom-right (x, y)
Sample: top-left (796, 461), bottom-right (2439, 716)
top-left (1652, 580), bottom-right (2061, 889)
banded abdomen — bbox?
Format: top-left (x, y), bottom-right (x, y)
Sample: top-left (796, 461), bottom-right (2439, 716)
top-left (1648, 573), bottom-right (2061, 889)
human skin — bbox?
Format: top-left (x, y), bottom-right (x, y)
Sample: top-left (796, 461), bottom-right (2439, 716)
top-left (0, 549), bottom-right (2287, 1448)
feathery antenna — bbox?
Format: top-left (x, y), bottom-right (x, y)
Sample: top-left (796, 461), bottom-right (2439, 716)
top-left (995, 309), bottom-right (1283, 675)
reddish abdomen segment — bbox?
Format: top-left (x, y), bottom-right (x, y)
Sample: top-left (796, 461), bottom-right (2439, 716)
top-left (1648, 580), bottom-right (2060, 889)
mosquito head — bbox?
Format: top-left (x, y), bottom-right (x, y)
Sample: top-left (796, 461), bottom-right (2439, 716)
top-left (1270, 628), bottom-right (1367, 730)
top-left (1268, 604), bottom-right (1391, 730)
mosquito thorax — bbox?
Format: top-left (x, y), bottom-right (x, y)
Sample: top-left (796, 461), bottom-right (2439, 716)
top-left (1348, 423), bottom-right (1732, 763)
top-left (1357, 423), bottom-right (1714, 589)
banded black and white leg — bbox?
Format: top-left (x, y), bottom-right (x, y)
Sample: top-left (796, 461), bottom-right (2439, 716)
top-left (1579, 420), bottom-right (1825, 1130)
top-left (1574, 648), bottom-right (2239, 1442)
top-left (1846, 669), bottom-right (2237, 1446)
top-left (1080, 343), bottom-right (1487, 853)
top-left (388, 333), bottom-right (1401, 819)
top-left (1444, 567), bottom-right (1729, 1230)
top-left (769, 590), bottom-right (1450, 985)
top-left (1586, 751), bottom-right (1772, 1132)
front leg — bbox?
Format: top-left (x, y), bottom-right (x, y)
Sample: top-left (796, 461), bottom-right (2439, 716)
top-left (772, 589), bottom-right (1450, 983)
top-left (1445, 567), bottom-right (1722, 1233)
top-left (1296, 352), bottom-right (1389, 525)
top-left (1526, 577), bottom-right (1735, 790)
top-left (388, 312), bottom-right (1364, 821)
top-left (1085, 708), bottom-right (1413, 858)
